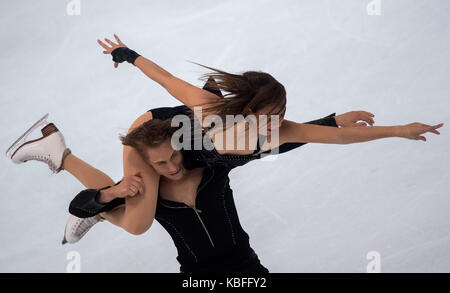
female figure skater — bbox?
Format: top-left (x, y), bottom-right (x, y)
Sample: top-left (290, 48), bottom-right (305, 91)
top-left (6, 35), bottom-right (443, 273)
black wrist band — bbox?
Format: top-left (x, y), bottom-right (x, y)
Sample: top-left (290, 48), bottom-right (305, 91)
top-left (69, 184), bottom-right (125, 218)
top-left (324, 113), bottom-right (339, 128)
top-left (111, 47), bottom-right (141, 65)
top-left (305, 113), bottom-right (338, 128)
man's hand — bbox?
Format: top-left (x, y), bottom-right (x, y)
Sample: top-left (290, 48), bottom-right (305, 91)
top-left (111, 173), bottom-right (145, 198)
top-left (335, 110), bottom-right (375, 127)
top-left (98, 173), bottom-right (145, 203)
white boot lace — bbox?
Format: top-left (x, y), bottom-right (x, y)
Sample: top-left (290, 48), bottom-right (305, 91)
top-left (29, 154), bottom-right (58, 173)
top-left (73, 216), bottom-right (102, 238)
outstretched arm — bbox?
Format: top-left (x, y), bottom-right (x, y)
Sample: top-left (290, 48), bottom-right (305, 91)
top-left (135, 57), bottom-right (221, 109)
top-left (279, 120), bottom-right (443, 145)
top-left (269, 111), bottom-right (375, 153)
top-left (97, 34), bottom-right (220, 111)
top-left (339, 122), bottom-right (443, 144)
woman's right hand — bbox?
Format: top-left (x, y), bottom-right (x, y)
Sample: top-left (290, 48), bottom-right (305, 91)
top-left (109, 173), bottom-right (145, 198)
top-left (97, 34), bottom-right (127, 68)
top-left (399, 122), bottom-right (444, 141)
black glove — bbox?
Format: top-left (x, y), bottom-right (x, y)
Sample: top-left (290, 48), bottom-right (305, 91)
top-left (69, 183), bottom-right (125, 218)
top-left (111, 47), bottom-right (141, 65)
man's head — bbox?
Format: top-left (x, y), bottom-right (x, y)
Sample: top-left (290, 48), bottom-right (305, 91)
top-left (119, 119), bottom-right (185, 181)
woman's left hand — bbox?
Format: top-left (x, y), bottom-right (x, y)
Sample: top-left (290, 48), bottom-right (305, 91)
top-left (335, 110), bottom-right (375, 127)
top-left (399, 122), bottom-right (443, 142)
top-left (97, 34), bottom-right (127, 68)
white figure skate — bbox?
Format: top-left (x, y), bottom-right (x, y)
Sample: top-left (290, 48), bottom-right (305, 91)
top-left (62, 214), bottom-right (104, 245)
top-left (6, 113), bottom-right (71, 174)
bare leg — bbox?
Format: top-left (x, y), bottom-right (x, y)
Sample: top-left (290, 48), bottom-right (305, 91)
top-left (61, 149), bottom-right (158, 232)
top-left (62, 153), bottom-right (124, 226)
top-left (100, 205), bottom-right (125, 226)
top-left (61, 110), bottom-right (152, 190)
top-left (62, 154), bottom-right (115, 189)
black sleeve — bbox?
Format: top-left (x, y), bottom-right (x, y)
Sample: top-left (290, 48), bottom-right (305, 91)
top-left (68, 181), bottom-right (125, 218)
top-left (303, 112), bottom-right (338, 128)
top-left (146, 105), bottom-right (190, 120)
top-left (202, 76), bottom-right (224, 98)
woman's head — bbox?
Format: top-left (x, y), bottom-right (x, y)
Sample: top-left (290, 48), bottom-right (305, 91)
top-left (119, 119), bottom-right (185, 181)
top-left (190, 62), bottom-right (287, 134)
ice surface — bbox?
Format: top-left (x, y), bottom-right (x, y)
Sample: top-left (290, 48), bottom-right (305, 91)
top-left (0, 0), bottom-right (449, 272)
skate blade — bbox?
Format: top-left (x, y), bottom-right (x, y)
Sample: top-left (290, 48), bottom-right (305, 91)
top-left (5, 113), bottom-right (49, 159)
top-left (62, 221), bottom-right (69, 245)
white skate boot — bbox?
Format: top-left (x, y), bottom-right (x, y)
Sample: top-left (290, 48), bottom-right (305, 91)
top-left (6, 113), bottom-right (71, 174)
top-left (62, 214), bottom-right (104, 245)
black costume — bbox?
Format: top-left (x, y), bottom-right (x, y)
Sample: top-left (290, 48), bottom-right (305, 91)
top-left (68, 80), bottom-right (338, 273)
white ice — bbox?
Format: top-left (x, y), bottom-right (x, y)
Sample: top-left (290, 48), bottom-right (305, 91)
top-left (0, 0), bottom-right (449, 272)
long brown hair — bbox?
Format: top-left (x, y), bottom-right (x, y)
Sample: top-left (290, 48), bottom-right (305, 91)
top-left (188, 61), bottom-right (287, 125)
top-left (120, 64), bottom-right (287, 158)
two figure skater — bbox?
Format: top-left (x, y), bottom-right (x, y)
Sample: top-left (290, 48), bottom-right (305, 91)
top-left (6, 34), bottom-right (443, 273)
